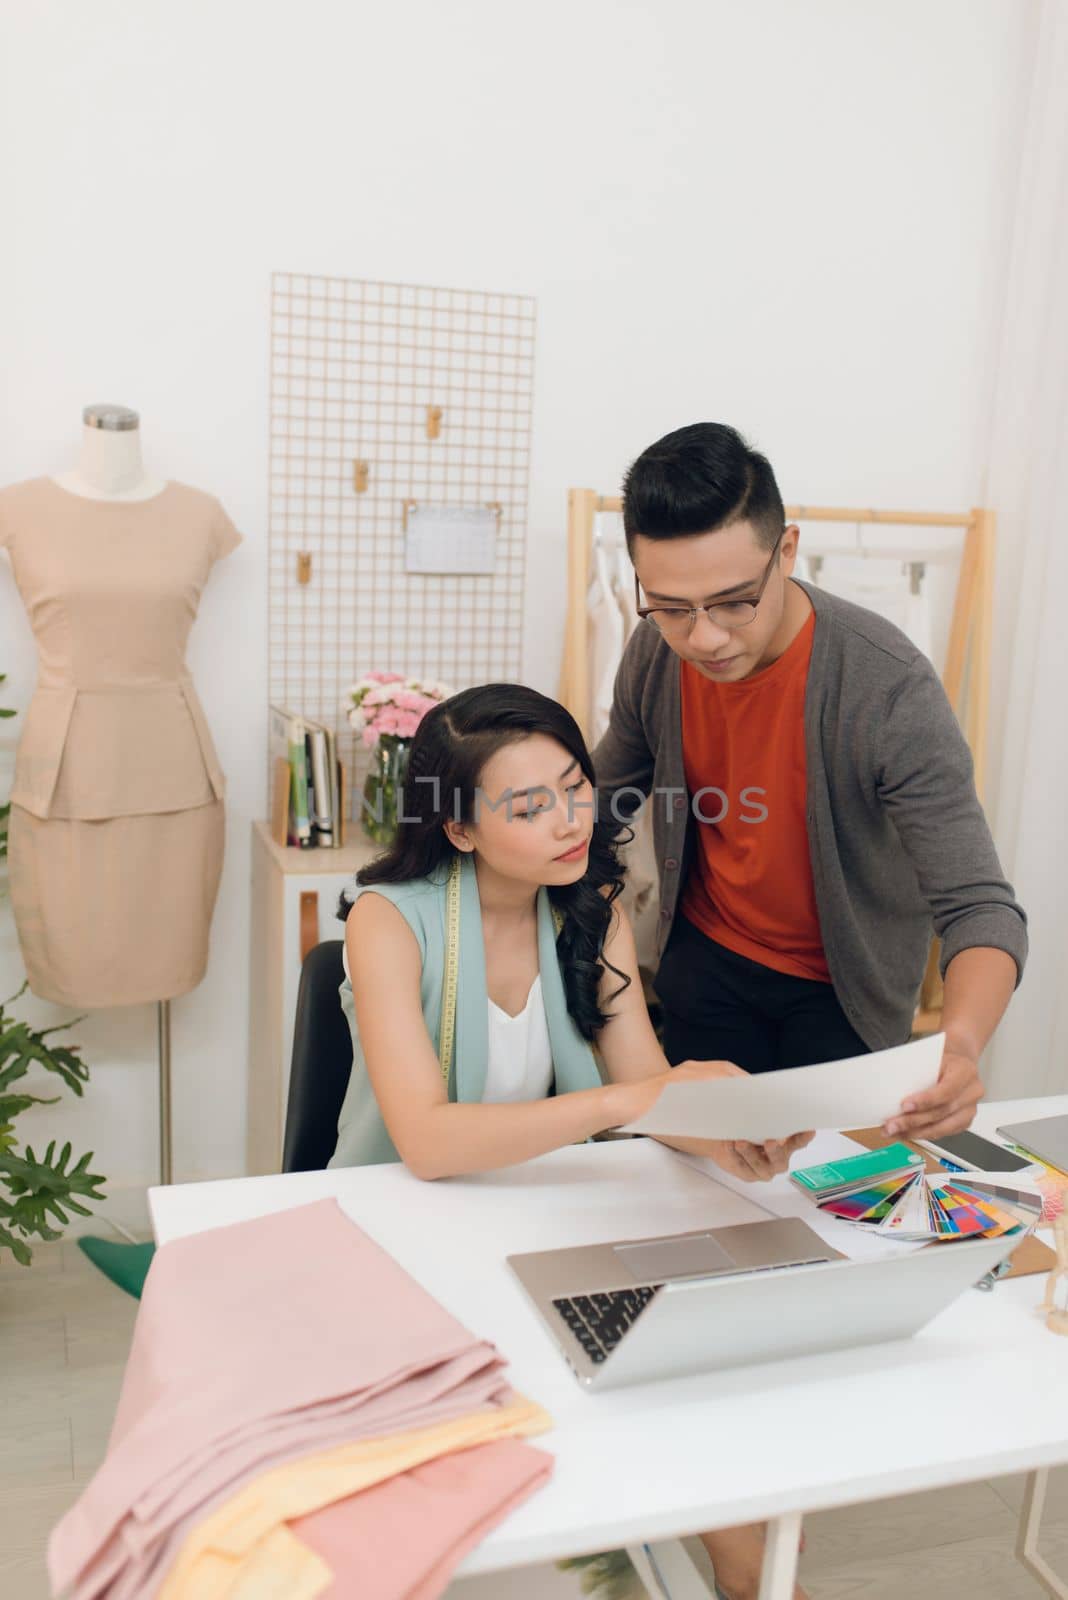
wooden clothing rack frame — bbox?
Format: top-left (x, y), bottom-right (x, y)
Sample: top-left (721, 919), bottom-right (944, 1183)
top-left (559, 492), bottom-right (995, 1033)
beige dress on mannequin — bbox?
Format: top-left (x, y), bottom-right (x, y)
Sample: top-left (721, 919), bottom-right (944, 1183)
top-left (0, 477), bottom-right (241, 1007)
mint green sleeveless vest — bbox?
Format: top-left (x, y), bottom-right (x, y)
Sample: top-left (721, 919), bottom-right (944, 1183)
top-left (328, 850), bottom-right (604, 1168)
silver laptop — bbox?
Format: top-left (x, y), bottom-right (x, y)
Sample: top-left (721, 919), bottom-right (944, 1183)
top-left (508, 1218), bottom-right (1021, 1390)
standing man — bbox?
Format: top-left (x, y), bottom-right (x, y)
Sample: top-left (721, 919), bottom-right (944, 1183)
top-left (593, 422), bottom-right (1027, 1147)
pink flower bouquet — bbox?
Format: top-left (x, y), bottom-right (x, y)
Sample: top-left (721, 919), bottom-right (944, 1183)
top-left (347, 672), bottom-right (453, 749)
top-left (348, 673), bottom-right (453, 846)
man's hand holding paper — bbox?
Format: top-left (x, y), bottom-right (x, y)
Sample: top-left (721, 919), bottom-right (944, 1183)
top-left (623, 1033), bottom-right (944, 1145)
top-left (883, 1044), bottom-right (984, 1142)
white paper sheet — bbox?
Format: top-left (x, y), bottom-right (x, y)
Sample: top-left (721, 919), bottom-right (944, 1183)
top-left (405, 505), bottom-right (496, 574)
top-left (621, 1033), bottom-right (944, 1142)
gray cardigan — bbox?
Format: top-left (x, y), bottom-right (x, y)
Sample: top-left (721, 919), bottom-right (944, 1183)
top-left (591, 578), bottom-right (1027, 1052)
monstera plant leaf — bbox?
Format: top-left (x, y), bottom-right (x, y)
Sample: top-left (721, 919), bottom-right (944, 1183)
top-left (0, 772), bottom-right (107, 1262)
top-left (1, 987), bottom-right (92, 1097)
top-left (1, 1138), bottom-right (106, 1229)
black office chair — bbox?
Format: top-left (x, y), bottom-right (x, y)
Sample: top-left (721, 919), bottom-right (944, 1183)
top-left (282, 940), bottom-right (354, 1172)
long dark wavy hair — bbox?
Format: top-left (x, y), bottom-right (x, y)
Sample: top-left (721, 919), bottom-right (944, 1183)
top-left (337, 684), bottom-right (632, 1040)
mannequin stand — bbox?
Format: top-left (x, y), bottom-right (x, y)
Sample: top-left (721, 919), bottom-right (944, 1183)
top-left (158, 999), bottom-right (172, 1186)
top-left (77, 998), bottom-right (170, 1298)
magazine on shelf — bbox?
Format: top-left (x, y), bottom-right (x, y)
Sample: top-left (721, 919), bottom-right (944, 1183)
top-left (268, 704), bottom-right (312, 848)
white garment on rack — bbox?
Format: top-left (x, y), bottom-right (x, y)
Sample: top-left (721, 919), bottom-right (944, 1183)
top-left (586, 541), bottom-right (625, 746)
top-left (813, 555), bottom-right (934, 664)
top-left (484, 975), bottom-right (554, 1103)
top-left (583, 514), bottom-right (661, 976)
top-left (616, 534), bottom-right (640, 646)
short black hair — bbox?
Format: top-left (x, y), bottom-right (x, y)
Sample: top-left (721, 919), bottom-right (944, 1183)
top-left (622, 422), bottom-right (785, 553)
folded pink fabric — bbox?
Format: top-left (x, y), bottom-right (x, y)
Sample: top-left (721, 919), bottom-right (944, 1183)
top-left (49, 1199), bottom-right (512, 1600)
top-left (292, 1438), bottom-right (554, 1600)
top-left (136, 1345), bottom-right (507, 1530)
top-left (84, 1380), bottom-right (516, 1600)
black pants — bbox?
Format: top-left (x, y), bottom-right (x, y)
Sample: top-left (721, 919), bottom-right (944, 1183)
top-left (655, 914), bottom-right (871, 1074)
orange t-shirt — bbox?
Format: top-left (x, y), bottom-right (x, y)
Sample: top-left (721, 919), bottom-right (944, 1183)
top-left (678, 609), bottom-right (831, 983)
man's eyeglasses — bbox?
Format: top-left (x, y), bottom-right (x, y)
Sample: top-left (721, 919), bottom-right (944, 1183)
top-left (634, 525), bottom-right (787, 638)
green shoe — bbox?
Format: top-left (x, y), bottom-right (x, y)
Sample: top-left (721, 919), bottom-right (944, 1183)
top-left (76, 1237), bottom-right (155, 1299)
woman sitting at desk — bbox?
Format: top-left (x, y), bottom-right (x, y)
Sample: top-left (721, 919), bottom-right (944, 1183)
top-left (330, 684), bottom-right (811, 1600)
top-left (329, 683), bottom-right (809, 1183)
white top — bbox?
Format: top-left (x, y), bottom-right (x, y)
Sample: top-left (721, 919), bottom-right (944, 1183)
top-left (342, 942), bottom-right (554, 1103)
top-left (150, 1094), bottom-right (1068, 1581)
top-left (484, 974), bottom-right (554, 1103)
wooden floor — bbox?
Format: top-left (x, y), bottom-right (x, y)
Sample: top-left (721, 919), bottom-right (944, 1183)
top-left (2, 1213), bottom-right (1066, 1600)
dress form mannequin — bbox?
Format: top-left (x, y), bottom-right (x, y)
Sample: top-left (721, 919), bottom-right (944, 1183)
top-left (52, 407), bottom-right (174, 1184)
top-left (53, 403), bottom-right (167, 502)
top-left (0, 406), bottom-right (242, 1199)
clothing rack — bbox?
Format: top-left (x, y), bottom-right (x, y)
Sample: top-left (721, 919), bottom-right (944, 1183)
top-left (783, 505), bottom-right (994, 792)
top-left (559, 493), bottom-right (996, 1034)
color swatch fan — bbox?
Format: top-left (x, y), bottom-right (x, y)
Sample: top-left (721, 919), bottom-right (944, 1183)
top-left (879, 1175), bottom-right (1042, 1241)
top-left (791, 1147), bottom-right (1042, 1242)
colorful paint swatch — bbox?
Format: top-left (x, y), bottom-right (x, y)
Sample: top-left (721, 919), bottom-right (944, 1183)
top-left (810, 1166), bottom-right (1041, 1244)
top-left (820, 1177), bottom-right (913, 1222)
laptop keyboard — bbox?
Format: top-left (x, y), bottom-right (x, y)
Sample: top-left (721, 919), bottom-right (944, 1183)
top-left (552, 1286), bottom-right (661, 1364)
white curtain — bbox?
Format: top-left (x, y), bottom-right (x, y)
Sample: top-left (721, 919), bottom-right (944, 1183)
top-left (984, 0), bottom-right (1068, 1098)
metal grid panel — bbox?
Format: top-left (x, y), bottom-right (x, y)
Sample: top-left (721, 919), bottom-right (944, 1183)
top-left (268, 272), bottom-right (535, 810)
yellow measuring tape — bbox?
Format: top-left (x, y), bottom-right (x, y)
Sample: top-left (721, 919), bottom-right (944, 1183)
top-left (438, 857), bottom-right (462, 1088)
top-left (438, 854), bottom-right (565, 1092)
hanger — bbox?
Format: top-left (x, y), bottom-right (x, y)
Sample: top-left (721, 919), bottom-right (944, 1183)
top-left (806, 522), bottom-right (928, 595)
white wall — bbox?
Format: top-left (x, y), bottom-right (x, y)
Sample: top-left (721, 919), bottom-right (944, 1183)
top-left (0, 0), bottom-right (1038, 1188)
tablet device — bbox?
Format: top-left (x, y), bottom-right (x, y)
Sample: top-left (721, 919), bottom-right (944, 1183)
top-left (995, 1114), bottom-right (1068, 1174)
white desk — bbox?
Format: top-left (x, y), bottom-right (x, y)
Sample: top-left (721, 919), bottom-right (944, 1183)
top-left (150, 1097), bottom-right (1068, 1600)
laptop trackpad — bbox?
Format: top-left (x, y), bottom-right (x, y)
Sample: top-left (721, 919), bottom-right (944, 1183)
top-left (614, 1233), bottom-right (735, 1282)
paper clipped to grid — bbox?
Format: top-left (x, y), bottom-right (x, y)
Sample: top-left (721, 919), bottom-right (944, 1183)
top-left (621, 1032), bottom-right (944, 1142)
top-left (405, 505), bottom-right (497, 575)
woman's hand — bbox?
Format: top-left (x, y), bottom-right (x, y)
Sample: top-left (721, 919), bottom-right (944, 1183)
top-left (601, 1056), bottom-right (749, 1128)
top-left (649, 1061), bottom-right (816, 1182)
top-left (672, 1058), bottom-right (749, 1082)
top-left (702, 1130), bottom-right (816, 1182)
top-left (599, 1054), bottom-right (816, 1182)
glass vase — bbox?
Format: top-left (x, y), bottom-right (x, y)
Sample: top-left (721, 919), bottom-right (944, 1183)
top-left (361, 734), bottom-right (412, 847)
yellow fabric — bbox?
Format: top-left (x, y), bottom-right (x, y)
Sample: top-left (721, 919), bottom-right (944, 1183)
top-left (160, 1394), bottom-right (550, 1600)
top-left (227, 1526), bottom-right (332, 1600)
